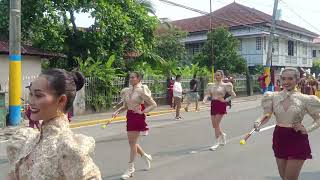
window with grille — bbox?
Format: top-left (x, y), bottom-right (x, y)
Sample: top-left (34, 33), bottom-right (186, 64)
top-left (313, 50), bottom-right (317, 57)
top-left (302, 44), bottom-right (307, 55)
top-left (288, 40), bottom-right (294, 56)
top-left (193, 44), bottom-right (200, 55)
top-left (256, 37), bottom-right (262, 50)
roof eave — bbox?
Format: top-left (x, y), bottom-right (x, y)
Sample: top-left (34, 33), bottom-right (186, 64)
top-left (264, 23), bottom-right (319, 38)
top-left (0, 52), bottom-right (66, 59)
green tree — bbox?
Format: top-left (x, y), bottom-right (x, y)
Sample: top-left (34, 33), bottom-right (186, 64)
top-left (311, 59), bottom-right (320, 76)
top-left (0, 0), bottom-right (158, 70)
top-left (128, 23), bottom-right (188, 77)
top-left (77, 55), bottom-right (124, 111)
top-left (193, 26), bottom-right (247, 74)
top-left (251, 64), bottom-right (264, 75)
top-left (154, 24), bottom-right (188, 65)
top-left (136, 0), bottom-right (156, 15)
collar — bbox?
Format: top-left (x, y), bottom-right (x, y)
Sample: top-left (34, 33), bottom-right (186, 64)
top-left (40, 115), bottom-right (69, 137)
top-left (130, 82), bottom-right (142, 89)
top-left (215, 80), bottom-right (223, 84)
top-left (279, 89), bottom-right (299, 101)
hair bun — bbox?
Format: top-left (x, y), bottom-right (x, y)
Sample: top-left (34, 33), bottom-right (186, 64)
top-left (72, 71), bottom-right (85, 91)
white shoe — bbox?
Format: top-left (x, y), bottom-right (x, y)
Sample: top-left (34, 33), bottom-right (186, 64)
top-left (221, 133), bottom-right (227, 145)
top-left (142, 154), bottom-right (152, 170)
top-left (209, 143), bottom-right (220, 151)
top-left (121, 163), bottom-right (135, 179)
top-left (210, 136), bottom-right (222, 151)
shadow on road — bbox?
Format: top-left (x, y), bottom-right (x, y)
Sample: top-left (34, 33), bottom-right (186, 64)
top-left (266, 171), bottom-right (320, 180)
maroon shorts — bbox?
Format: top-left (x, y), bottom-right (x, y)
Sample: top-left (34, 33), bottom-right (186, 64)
top-left (273, 126), bottom-right (312, 160)
top-left (126, 110), bottom-right (148, 132)
top-left (211, 100), bottom-right (227, 115)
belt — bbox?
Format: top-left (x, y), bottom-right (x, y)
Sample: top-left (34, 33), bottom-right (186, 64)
top-left (276, 123), bottom-right (300, 128)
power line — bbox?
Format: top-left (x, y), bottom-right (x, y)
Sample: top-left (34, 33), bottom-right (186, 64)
top-left (279, 0), bottom-right (320, 34)
top-left (159, 0), bottom-right (208, 14)
top-left (158, 0), bottom-right (316, 40)
top-left (237, 0), bottom-right (274, 9)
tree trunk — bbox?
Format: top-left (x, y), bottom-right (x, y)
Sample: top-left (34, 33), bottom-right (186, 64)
top-left (69, 10), bottom-right (78, 33)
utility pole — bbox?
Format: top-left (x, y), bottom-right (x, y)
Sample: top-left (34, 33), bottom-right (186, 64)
top-left (9, 0), bottom-right (22, 126)
top-left (265, 0), bottom-right (279, 92)
top-left (210, 0), bottom-right (215, 82)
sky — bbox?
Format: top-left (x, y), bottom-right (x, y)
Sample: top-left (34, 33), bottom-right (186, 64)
top-left (75, 0), bottom-right (320, 35)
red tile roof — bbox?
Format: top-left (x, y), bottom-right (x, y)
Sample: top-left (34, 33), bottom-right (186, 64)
top-left (0, 41), bottom-right (64, 58)
top-left (172, 2), bottom-right (318, 37)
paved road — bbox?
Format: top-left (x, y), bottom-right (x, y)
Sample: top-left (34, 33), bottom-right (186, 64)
top-left (1, 99), bottom-right (320, 180)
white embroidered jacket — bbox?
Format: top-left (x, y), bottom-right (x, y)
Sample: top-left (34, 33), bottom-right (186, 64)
top-left (120, 83), bottom-right (157, 113)
top-left (205, 82), bottom-right (236, 100)
top-left (6, 115), bottom-right (102, 180)
top-left (261, 90), bottom-right (320, 132)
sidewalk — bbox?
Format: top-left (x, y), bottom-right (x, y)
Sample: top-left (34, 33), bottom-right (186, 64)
top-left (73, 94), bottom-right (261, 121)
top-left (68, 94), bottom-right (262, 128)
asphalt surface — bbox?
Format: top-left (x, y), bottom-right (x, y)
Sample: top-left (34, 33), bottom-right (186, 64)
top-left (1, 99), bottom-right (320, 180)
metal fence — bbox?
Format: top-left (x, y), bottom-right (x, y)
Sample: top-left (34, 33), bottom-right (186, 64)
top-left (84, 76), bottom-right (126, 109)
top-left (0, 74), bottom-right (261, 112)
top-left (0, 75), bottom-right (37, 109)
top-left (142, 76), bottom-right (167, 99)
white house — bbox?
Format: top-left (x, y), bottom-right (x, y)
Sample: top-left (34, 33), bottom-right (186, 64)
top-left (172, 2), bottom-right (319, 74)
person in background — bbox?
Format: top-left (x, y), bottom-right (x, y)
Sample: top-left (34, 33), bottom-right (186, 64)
top-left (223, 75), bottom-right (235, 108)
top-left (67, 111), bottom-right (73, 122)
top-left (113, 72), bottom-right (157, 179)
top-left (173, 75), bottom-right (183, 120)
top-left (25, 105), bottom-right (40, 130)
top-left (167, 77), bottom-right (175, 109)
top-left (275, 79), bottom-right (282, 91)
top-left (203, 70), bottom-right (236, 151)
top-left (184, 74), bottom-right (200, 112)
top-left (258, 72), bottom-right (268, 94)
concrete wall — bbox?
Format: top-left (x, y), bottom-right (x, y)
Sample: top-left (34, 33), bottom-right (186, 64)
top-left (239, 36), bottom-right (314, 67)
top-left (239, 37), bottom-right (264, 66)
top-left (0, 55), bottom-right (41, 86)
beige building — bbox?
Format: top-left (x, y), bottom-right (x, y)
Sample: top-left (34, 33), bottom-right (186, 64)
top-left (0, 40), bottom-right (64, 109)
top-left (0, 55), bottom-right (41, 83)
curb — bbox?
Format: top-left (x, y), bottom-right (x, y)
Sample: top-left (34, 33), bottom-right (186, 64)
top-left (70, 109), bottom-right (176, 129)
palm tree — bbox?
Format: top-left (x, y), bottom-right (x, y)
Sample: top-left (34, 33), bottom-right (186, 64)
top-left (158, 17), bottom-right (170, 27)
top-left (136, 0), bottom-right (156, 15)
